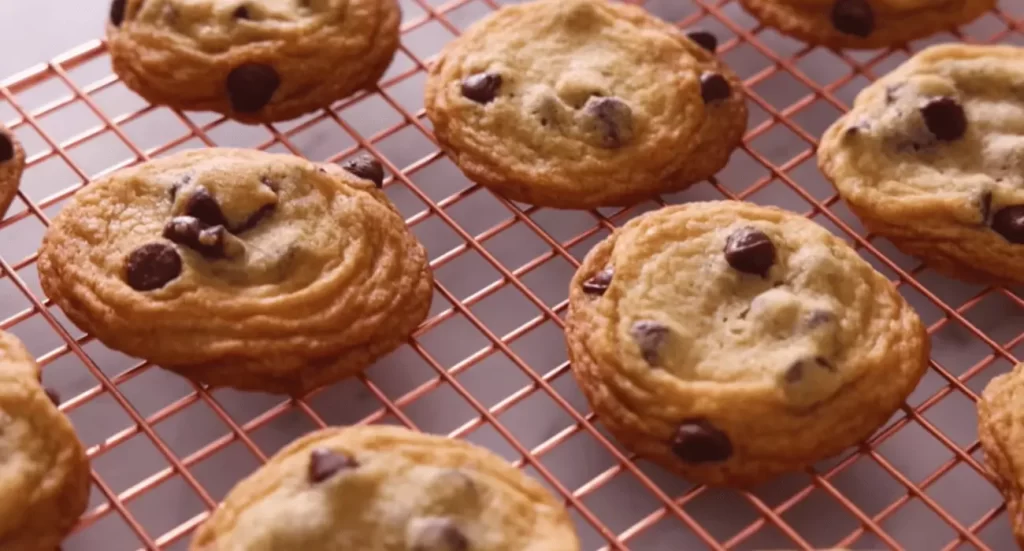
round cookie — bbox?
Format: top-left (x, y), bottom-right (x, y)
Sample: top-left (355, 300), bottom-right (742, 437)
top-left (189, 425), bottom-right (581, 550)
top-left (978, 363), bottom-right (1024, 549)
top-left (107, 0), bottom-right (401, 124)
top-left (0, 124), bottom-right (25, 219)
top-left (0, 330), bottom-right (90, 551)
top-left (738, 0), bottom-right (994, 49)
top-left (424, 0), bottom-right (747, 209)
top-left (819, 45), bottom-right (1024, 286)
top-left (565, 201), bottom-right (929, 487)
top-left (38, 148), bottom-right (432, 395)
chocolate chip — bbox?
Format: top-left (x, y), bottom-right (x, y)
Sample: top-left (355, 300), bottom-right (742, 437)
top-left (308, 448), bottom-right (358, 483)
top-left (885, 84), bottom-right (903, 105)
top-left (816, 356), bottom-right (836, 372)
top-left (342, 155), bottom-right (385, 188)
top-left (584, 96), bottom-right (634, 149)
top-left (582, 268), bottom-right (613, 295)
top-left (110, 0), bottom-right (127, 26)
top-left (233, 5), bottom-right (250, 19)
top-left (409, 518), bottom-right (469, 551)
top-left (992, 205), bottom-right (1024, 245)
top-left (671, 419), bottom-right (732, 463)
top-left (979, 191), bottom-right (993, 224)
top-left (831, 0), bottom-right (874, 37)
top-left (724, 227), bottom-right (776, 277)
top-left (700, 72), bottom-right (731, 104)
top-left (686, 30), bottom-right (718, 53)
top-left (45, 387), bottom-right (61, 406)
top-left (631, 321), bottom-right (669, 365)
top-left (233, 204), bottom-right (276, 234)
top-left (185, 186), bottom-right (229, 228)
top-left (226, 63), bottom-right (281, 113)
top-left (125, 243), bottom-right (182, 291)
top-left (163, 216), bottom-right (229, 258)
top-left (920, 97), bottom-right (967, 141)
top-left (0, 133), bottom-right (13, 163)
top-left (461, 72), bottom-right (502, 104)
top-left (783, 361), bottom-right (804, 384)
top-left (259, 175), bottom-right (280, 192)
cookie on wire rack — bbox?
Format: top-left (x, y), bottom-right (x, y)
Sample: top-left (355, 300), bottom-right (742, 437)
top-left (819, 44), bottom-right (1024, 285)
top-left (0, 330), bottom-right (90, 551)
top-left (106, 0), bottom-right (401, 123)
top-left (189, 425), bottom-right (581, 550)
top-left (0, 124), bottom-right (25, 219)
top-left (566, 201), bottom-right (929, 487)
top-left (738, 0), bottom-right (995, 49)
top-left (425, 0), bottom-right (747, 209)
top-left (37, 148), bottom-right (433, 395)
top-left (978, 362), bottom-right (1024, 549)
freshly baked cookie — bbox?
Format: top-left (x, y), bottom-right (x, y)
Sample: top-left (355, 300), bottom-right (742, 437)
top-left (819, 45), bottom-right (1024, 285)
top-left (190, 425), bottom-right (580, 550)
top-left (739, 0), bottom-right (994, 49)
top-left (38, 148), bottom-right (432, 395)
top-left (979, 363), bottom-right (1024, 549)
top-left (0, 331), bottom-right (90, 551)
top-left (0, 124), bottom-right (25, 219)
top-left (424, 0), bottom-right (747, 209)
top-left (566, 201), bottom-right (929, 486)
top-left (107, 0), bottom-right (401, 123)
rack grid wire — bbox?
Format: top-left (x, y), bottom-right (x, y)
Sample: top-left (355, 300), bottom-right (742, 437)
top-left (1, 0), bottom-right (1022, 550)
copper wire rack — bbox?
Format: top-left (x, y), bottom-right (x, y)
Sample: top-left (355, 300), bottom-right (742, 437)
top-left (1, 0), bottom-right (1022, 549)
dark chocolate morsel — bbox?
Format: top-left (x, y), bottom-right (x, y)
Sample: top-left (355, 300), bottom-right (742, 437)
top-left (233, 5), bottom-right (251, 19)
top-left (342, 155), bottom-right (385, 188)
top-left (233, 203), bottom-right (276, 234)
top-left (700, 72), bottom-right (731, 104)
top-left (0, 133), bottom-right (13, 163)
top-left (724, 227), bottom-right (776, 277)
top-left (308, 448), bottom-right (358, 483)
top-left (461, 73), bottom-right (502, 104)
top-left (920, 97), bottom-right (967, 142)
top-left (685, 30), bottom-right (718, 53)
top-left (409, 518), bottom-right (469, 551)
top-left (185, 186), bottom-right (229, 228)
top-left (582, 268), bottom-right (613, 295)
top-left (831, 0), bottom-right (874, 37)
top-left (45, 387), bottom-right (61, 406)
top-left (163, 217), bottom-right (229, 258)
top-left (110, 0), bottom-right (127, 26)
top-left (583, 96), bottom-right (634, 149)
top-left (672, 419), bottom-right (732, 463)
top-left (992, 205), bottom-right (1024, 245)
top-left (784, 361), bottom-right (804, 383)
top-left (125, 243), bottom-right (182, 291)
top-left (631, 320), bottom-right (669, 365)
top-left (226, 63), bottom-right (281, 113)
top-left (816, 356), bottom-right (836, 372)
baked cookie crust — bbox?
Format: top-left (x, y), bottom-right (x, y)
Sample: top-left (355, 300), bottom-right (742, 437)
top-left (978, 363), bottom-right (1024, 549)
top-left (0, 124), bottom-right (25, 219)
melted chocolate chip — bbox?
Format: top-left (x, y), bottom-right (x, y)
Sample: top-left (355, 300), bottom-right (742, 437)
top-left (233, 5), bottom-right (251, 19)
top-left (45, 387), bottom-right (61, 406)
top-left (992, 205), bottom-right (1024, 245)
top-left (163, 217), bottom-right (229, 258)
top-left (724, 227), bottom-right (776, 277)
top-left (0, 133), bottom-right (13, 163)
top-left (920, 97), bottom-right (967, 142)
top-left (226, 64), bottom-right (281, 113)
top-left (461, 73), bottom-right (502, 104)
top-left (342, 155), bottom-right (385, 188)
top-left (686, 30), bottom-right (718, 53)
top-left (631, 321), bottom-right (669, 365)
top-left (125, 243), bottom-right (182, 291)
top-left (233, 203), bottom-right (276, 234)
top-left (185, 186), bottom-right (229, 228)
top-left (308, 448), bottom-right (358, 483)
top-left (584, 96), bottom-right (634, 149)
top-left (671, 419), bottom-right (732, 463)
top-left (582, 268), bottom-right (613, 295)
top-left (700, 72), bottom-right (731, 104)
top-left (831, 0), bottom-right (874, 37)
top-left (110, 0), bottom-right (127, 26)
top-left (409, 518), bottom-right (469, 551)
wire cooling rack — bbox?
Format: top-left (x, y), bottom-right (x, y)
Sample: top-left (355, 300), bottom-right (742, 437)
top-left (1, 0), bottom-right (1023, 549)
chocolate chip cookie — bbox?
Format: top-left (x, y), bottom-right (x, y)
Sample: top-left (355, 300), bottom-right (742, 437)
top-left (107, 0), bottom-right (401, 123)
top-left (424, 0), bottom-right (747, 209)
top-left (979, 363), bottom-right (1024, 549)
top-left (739, 0), bottom-right (994, 49)
top-left (819, 45), bottom-right (1024, 285)
top-left (190, 425), bottom-right (581, 550)
top-left (38, 148), bottom-right (432, 395)
top-left (0, 330), bottom-right (90, 551)
top-left (0, 124), bottom-right (25, 219)
top-left (566, 201), bottom-right (929, 486)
